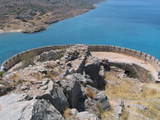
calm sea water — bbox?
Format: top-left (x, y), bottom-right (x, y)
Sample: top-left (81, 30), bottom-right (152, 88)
top-left (0, 0), bottom-right (160, 63)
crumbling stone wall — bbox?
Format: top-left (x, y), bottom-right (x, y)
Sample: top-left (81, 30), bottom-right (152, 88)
top-left (1, 45), bottom-right (160, 73)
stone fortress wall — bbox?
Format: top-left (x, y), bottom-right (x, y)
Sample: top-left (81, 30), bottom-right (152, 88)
top-left (1, 45), bottom-right (160, 73)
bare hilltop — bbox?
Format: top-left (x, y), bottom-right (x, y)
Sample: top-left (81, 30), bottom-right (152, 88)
top-left (0, 0), bottom-right (103, 33)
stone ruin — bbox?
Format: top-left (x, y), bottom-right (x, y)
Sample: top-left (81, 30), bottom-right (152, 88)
top-left (0, 45), bottom-right (111, 120)
top-left (0, 45), bottom-right (159, 120)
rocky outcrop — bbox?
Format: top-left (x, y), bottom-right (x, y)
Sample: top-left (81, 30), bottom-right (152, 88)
top-left (85, 91), bottom-right (110, 117)
top-left (30, 99), bottom-right (65, 120)
top-left (37, 50), bottom-right (64, 62)
top-left (0, 83), bottom-right (13, 96)
top-left (85, 57), bottom-right (107, 90)
top-left (60, 74), bottom-right (84, 111)
top-left (0, 93), bottom-right (65, 120)
top-left (35, 80), bottom-right (69, 113)
top-left (1, 45), bottom-right (160, 120)
top-left (0, 45), bottom-right (111, 120)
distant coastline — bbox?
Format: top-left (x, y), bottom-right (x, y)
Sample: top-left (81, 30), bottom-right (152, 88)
top-left (0, 29), bottom-right (23, 34)
top-left (0, 0), bottom-right (104, 34)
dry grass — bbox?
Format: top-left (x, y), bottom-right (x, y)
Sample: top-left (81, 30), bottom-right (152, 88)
top-left (85, 87), bottom-right (96, 99)
top-left (102, 101), bottom-right (129, 120)
top-left (30, 72), bottom-right (43, 81)
top-left (105, 71), bottom-right (160, 100)
top-left (63, 108), bottom-right (75, 120)
top-left (46, 70), bottom-right (59, 80)
top-left (120, 109), bottom-right (129, 120)
top-left (21, 52), bottom-right (36, 67)
top-left (103, 68), bottom-right (160, 120)
top-left (135, 100), bottom-right (160, 119)
top-left (102, 109), bottom-right (115, 120)
top-left (9, 72), bottom-right (23, 86)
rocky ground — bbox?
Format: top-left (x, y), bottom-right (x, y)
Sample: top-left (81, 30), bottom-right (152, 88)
top-left (0, 45), bottom-right (160, 120)
top-left (0, 0), bottom-right (103, 33)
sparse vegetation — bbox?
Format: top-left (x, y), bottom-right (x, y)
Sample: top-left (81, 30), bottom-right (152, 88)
top-left (45, 70), bottom-right (60, 80)
top-left (120, 109), bottom-right (129, 120)
top-left (0, 71), bottom-right (5, 77)
top-left (0, 0), bottom-right (103, 33)
top-left (9, 72), bottom-right (23, 87)
top-left (104, 66), bottom-right (160, 120)
top-left (97, 102), bottom-right (105, 114)
top-left (31, 72), bottom-right (43, 81)
top-left (0, 45), bottom-right (159, 120)
top-left (21, 52), bottom-right (36, 67)
top-left (105, 70), bottom-right (160, 100)
top-left (136, 100), bottom-right (160, 119)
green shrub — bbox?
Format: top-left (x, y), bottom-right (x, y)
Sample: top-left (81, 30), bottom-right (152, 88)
top-left (0, 71), bottom-right (5, 77)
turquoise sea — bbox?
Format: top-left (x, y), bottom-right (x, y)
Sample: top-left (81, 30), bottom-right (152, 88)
top-left (0, 0), bottom-right (160, 63)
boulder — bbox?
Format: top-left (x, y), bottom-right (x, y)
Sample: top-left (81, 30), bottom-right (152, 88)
top-left (70, 108), bottom-right (78, 116)
top-left (31, 99), bottom-right (65, 120)
top-left (95, 91), bottom-right (110, 111)
top-left (114, 99), bottom-right (124, 119)
top-left (35, 80), bottom-right (69, 113)
top-left (60, 74), bottom-right (85, 111)
top-left (76, 111), bottom-right (100, 120)
top-left (0, 93), bottom-right (65, 120)
top-left (85, 91), bottom-right (110, 116)
top-left (85, 57), bottom-right (106, 90)
top-left (71, 73), bottom-right (93, 86)
top-left (0, 83), bottom-right (13, 96)
top-left (84, 97), bottom-right (98, 114)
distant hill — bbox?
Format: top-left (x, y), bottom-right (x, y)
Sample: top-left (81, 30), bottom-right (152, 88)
top-left (0, 0), bottom-right (103, 33)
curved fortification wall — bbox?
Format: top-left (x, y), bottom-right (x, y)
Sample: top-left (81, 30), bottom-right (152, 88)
top-left (1, 45), bottom-right (160, 73)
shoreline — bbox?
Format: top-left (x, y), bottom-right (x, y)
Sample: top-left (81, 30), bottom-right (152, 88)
top-left (0, 29), bottom-right (23, 34)
top-left (0, 2), bottom-right (103, 34)
top-left (0, 10), bottom-right (89, 34)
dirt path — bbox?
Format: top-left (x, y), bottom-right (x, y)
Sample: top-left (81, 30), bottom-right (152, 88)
top-left (91, 52), bottom-right (158, 80)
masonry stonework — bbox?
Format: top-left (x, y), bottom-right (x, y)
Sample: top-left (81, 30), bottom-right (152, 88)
top-left (1, 45), bottom-right (160, 73)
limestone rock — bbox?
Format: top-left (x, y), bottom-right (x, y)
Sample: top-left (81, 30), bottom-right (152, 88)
top-left (30, 99), bottom-right (65, 120)
top-left (70, 108), bottom-right (78, 116)
top-left (0, 93), bottom-right (65, 120)
top-left (95, 91), bottom-right (110, 111)
top-left (35, 80), bottom-right (69, 113)
top-left (114, 100), bottom-right (124, 119)
top-left (85, 57), bottom-right (106, 90)
top-left (60, 74), bottom-right (85, 111)
top-left (71, 73), bottom-right (93, 86)
top-left (0, 45), bottom-right (113, 120)
top-left (84, 98), bottom-right (98, 114)
top-left (76, 111), bottom-right (100, 120)
top-left (84, 91), bottom-right (110, 117)
top-left (0, 83), bottom-right (13, 96)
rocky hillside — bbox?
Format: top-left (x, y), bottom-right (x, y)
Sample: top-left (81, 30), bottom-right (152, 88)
top-left (0, 0), bottom-right (103, 33)
top-left (0, 45), bottom-right (160, 120)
